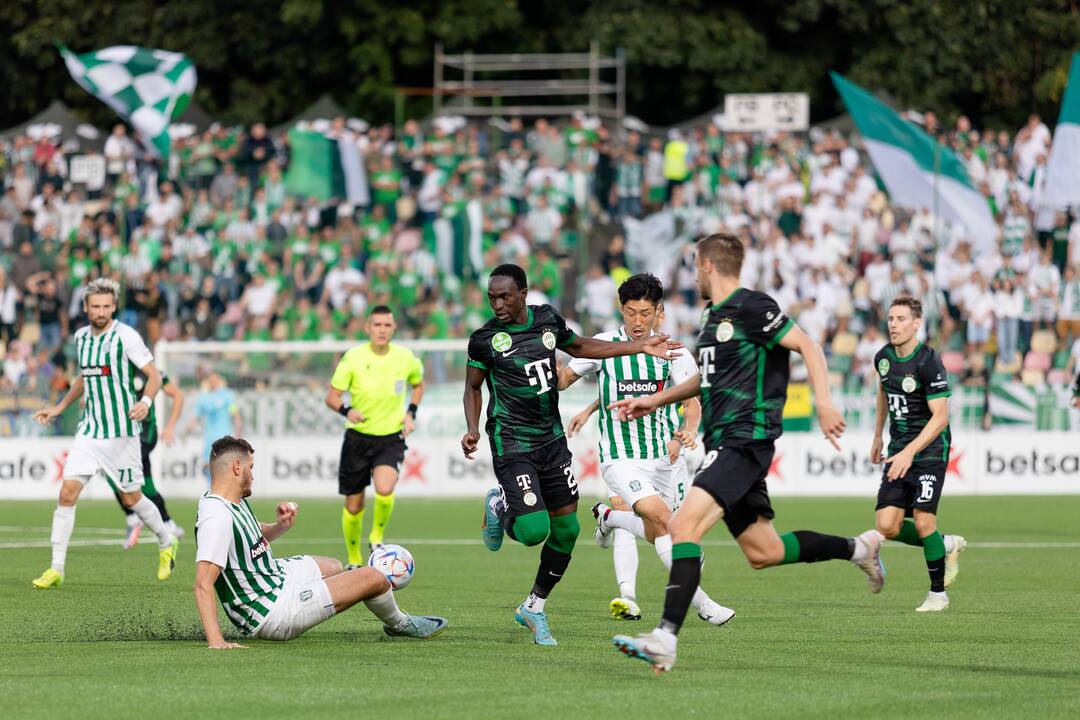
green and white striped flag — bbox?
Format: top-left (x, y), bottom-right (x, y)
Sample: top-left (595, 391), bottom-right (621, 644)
top-left (831, 72), bottom-right (997, 254)
top-left (1044, 52), bottom-right (1080, 210)
top-left (58, 44), bottom-right (196, 160)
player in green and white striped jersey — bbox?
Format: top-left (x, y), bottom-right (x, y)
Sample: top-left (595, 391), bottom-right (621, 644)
top-left (32, 278), bottom-right (179, 590)
top-left (194, 436), bottom-right (447, 646)
top-left (557, 274), bottom-right (734, 627)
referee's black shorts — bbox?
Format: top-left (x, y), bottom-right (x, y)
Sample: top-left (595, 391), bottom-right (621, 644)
top-left (338, 429), bottom-right (406, 495)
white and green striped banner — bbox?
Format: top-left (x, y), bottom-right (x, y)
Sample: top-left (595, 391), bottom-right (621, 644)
top-left (1044, 52), bottom-right (1080, 210)
top-left (831, 72), bottom-right (997, 254)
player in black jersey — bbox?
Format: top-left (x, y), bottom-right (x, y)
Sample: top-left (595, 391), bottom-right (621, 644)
top-left (871, 297), bottom-right (966, 613)
top-left (462, 263), bottom-right (679, 646)
top-left (608, 233), bottom-right (884, 673)
top-left (109, 369), bottom-right (185, 547)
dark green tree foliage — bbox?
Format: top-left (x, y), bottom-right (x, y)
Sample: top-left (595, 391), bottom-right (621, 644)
top-left (2, 0), bottom-right (1079, 129)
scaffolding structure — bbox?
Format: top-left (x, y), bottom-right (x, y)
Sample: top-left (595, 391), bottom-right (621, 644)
top-left (429, 42), bottom-right (625, 122)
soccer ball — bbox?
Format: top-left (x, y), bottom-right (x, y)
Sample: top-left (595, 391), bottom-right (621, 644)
top-left (368, 544), bottom-right (415, 590)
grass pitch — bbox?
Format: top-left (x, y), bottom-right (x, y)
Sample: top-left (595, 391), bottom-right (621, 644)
top-left (1, 495), bottom-right (1078, 719)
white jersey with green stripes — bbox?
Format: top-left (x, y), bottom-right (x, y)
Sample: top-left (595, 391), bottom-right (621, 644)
top-left (195, 493), bottom-right (288, 634)
top-left (74, 320), bottom-right (153, 439)
top-left (568, 328), bottom-right (698, 463)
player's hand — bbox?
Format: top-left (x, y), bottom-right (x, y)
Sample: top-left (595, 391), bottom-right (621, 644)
top-left (639, 333), bottom-right (684, 360)
top-left (608, 396), bottom-right (658, 422)
top-left (162, 426), bottom-right (177, 446)
top-left (128, 402), bottom-right (150, 421)
top-left (884, 449), bottom-right (914, 481)
top-left (666, 438), bottom-right (683, 465)
top-left (672, 428), bottom-right (697, 450)
top-left (869, 436), bottom-right (883, 465)
top-left (461, 431), bottom-right (480, 459)
top-left (33, 406), bottom-right (62, 426)
top-left (817, 404), bottom-right (846, 451)
top-left (276, 501), bottom-right (298, 528)
top-left (346, 409), bottom-right (366, 424)
top-left (567, 410), bottom-right (591, 438)
top-left (403, 414), bottom-right (416, 438)
top-left (207, 641), bottom-right (248, 650)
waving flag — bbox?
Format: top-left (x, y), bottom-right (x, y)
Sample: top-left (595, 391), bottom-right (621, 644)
top-left (1044, 53), bottom-right (1080, 210)
top-left (58, 44), bottom-right (196, 161)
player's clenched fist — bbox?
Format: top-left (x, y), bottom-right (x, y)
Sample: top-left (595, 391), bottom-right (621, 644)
top-left (461, 431), bottom-right (480, 459)
top-left (276, 502), bottom-right (298, 528)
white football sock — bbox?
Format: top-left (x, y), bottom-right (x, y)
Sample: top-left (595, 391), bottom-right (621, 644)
top-left (523, 592), bottom-right (546, 613)
top-left (364, 588), bottom-right (409, 630)
top-left (655, 534), bottom-right (711, 610)
top-left (604, 509), bottom-right (646, 539)
top-left (51, 505), bottom-right (76, 575)
top-left (851, 536), bottom-right (869, 562)
top-left (130, 496), bottom-right (172, 548)
top-left (613, 528), bottom-right (639, 600)
top-left (125, 512), bottom-right (141, 529)
top-left (944, 535), bottom-right (955, 553)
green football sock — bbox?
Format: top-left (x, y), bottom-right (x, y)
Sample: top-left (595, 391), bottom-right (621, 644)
top-left (922, 530), bottom-right (946, 592)
top-left (342, 507), bottom-right (364, 565)
top-left (894, 519), bottom-right (924, 546)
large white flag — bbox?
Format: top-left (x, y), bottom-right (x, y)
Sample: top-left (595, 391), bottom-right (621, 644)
top-left (1043, 53), bottom-right (1080, 211)
top-left (831, 72), bottom-right (998, 254)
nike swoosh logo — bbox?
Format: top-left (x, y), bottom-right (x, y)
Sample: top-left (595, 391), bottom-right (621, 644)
top-left (549, 572), bottom-right (562, 578)
top-left (665, 584), bottom-right (679, 591)
top-left (501, 349), bottom-right (518, 357)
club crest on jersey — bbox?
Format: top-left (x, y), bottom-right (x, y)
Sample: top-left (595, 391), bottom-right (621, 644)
top-left (902, 375), bottom-right (917, 393)
top-left (542, 330), bottom-right (557, 350)
top-left (491, 332), bottom-right (512, 352)
top-left (878, 359), bottom-right (890, 376)
top-left (715, 320), bottom-right (735, 343)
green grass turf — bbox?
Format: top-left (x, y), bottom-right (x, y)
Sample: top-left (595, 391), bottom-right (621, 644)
top-left (1, 495), bottom-right (1078, 719)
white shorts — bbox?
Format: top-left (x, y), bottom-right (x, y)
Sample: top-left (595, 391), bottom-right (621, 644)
top-left (254, 556), bottom-right (336, 641)
top-left (601, 456), bottom-right (690, 511)
top-left (63, 436), bottom-right (143, 492)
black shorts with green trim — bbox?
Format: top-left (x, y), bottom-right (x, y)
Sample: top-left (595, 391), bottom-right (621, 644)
top-left (693, 442), bottom-right (776, 538)
top-left (876, 460), bottom-right (946, 515)
top-left (492, 437), bottom-right (578, 519)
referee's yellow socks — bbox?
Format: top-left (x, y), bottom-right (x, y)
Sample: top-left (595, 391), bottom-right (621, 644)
top-left (342, 508), bottom-right (364, 566)
top-left (370, 492), bottom-right (396, 546)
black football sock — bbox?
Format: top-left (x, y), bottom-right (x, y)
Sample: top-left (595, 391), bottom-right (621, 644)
top-left (531, 543), bottom-right (572, 599)
top-left (148, 492), bottom-right (171, 523)
top-left (658, 542), bottom-right (701, 635)
top-left (779, 531), bottom-right (854, 564)
top-left (923, 531), bottom-right (947, 592)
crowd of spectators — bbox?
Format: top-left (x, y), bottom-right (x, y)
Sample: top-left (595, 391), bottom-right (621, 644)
top-left (3, 108), bottom-right (1080, 401)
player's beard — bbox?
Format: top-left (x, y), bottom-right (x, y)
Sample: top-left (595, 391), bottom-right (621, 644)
top-left (90, 314), bottom-right (112, 329)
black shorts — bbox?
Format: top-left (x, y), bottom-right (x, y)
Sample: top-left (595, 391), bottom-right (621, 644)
top-left (693, 442), bottom-right (776, 538)
top-left (876, 461), bottom-right (946, 515)
top-left (141, 434), bottom-right (157, 480)
top-left (338, 430), bottom-right (406, 495)
top-left (492, 437), bottom-right (578, 519)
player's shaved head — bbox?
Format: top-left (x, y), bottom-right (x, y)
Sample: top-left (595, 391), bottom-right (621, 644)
top-left (697, 233), bottom-right (744, 278)
top-left (209, 436), bottom-right (254, 475)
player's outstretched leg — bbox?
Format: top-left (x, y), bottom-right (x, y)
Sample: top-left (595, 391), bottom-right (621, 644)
top-left (510, 508), bottom-right (577, 646)
top-left (321, 560), bottom-right (447, 638)
top-left (33, 480), bottom-right (84, 589)
top-left (610, 528), bottom-right (641, 620)
top-left (481, 487), bottom-right (505, 551)
top-left (761, 527), bottom-right (885, 593)
top-left (120, 490), bottom-right (178, 580)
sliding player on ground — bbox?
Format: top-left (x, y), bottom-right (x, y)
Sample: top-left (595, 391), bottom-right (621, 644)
top-left (871, 296), bottom-right (967, 612)
top-left (608, 234), bottom-right (883, 673)
top-left (558, 272), bottom-right (734, 626)
top-left (462, 263), bottom-right (679, 646)
top-left (194, 436), bottom-right (446, 646)
top-left (31, 278), bottom-right (179, 588)
top-left (325, 305), bottom-right (424, 566)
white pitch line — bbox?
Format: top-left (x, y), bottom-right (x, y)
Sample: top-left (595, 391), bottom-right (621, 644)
top-left (1, 536), bottom-right (1078, 550)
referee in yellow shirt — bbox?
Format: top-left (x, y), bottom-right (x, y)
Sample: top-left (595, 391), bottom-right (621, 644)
top-left (325, 305), bottom-right (424, 567)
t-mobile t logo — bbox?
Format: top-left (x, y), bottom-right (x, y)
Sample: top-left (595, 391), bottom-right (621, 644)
top-left (524, 358), bottom-right (554, 394)
top-left (887, 393), bottom-right (909, 418)
top-left (698, 346), bottom-right (716, 388)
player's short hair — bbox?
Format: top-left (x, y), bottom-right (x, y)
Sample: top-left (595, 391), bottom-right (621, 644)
top-left (889, 296), bottom-right (923, 319)
top-left (618, 273), bottom-right (664, 306)
top-left (368, 305), bottom-right (393, 317)
top-left (84, 277), bottom-right (121, 302)
top-left (209, 436), bottom-right (254, 464)
top-left (489, 263), bottom-right (528, 292)
top-left (697, 233), bottom-right (744, 278)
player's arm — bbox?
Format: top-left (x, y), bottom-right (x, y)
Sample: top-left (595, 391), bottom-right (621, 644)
top-left (870, 383), bottom-right (887, 464)
top-left (673, 396), bottom-right (701, 447)
top-left (885, 397), bottom-right (949, 481)
top-left (557, 366), bottom-right (581, 391)
top-left (161, 381), bottom-right (185, 445)
top-left (609, 374), bottom-right (701, 421)
top-left (258, 502), bottom-right (297, 543)
top-left (563, 334), bottom-right (682, 362)
top-left (194, 561), bottom-right (246, 649)
top-left (462, 364), bottom-right (487, 459)
top-left (326, 355), bottom-right (365, 423)
top-left (778, 325), bottom-right (845, 451)
top-left (34, 374), bottom-right (84, 424)
top-left (404, 360), bottom-right (424, 437)
top-left (567, 397), bottom-right (600, 437)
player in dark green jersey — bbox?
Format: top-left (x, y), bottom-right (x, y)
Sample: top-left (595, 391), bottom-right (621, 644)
top-left (110, 370), bottom-right (186, 547)
top-left (871, 296), bottom-right (967, 613)
top-left (608, 233), bottom-right (884, 673)
top-left (462, 263), bottom-right (679, 646)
